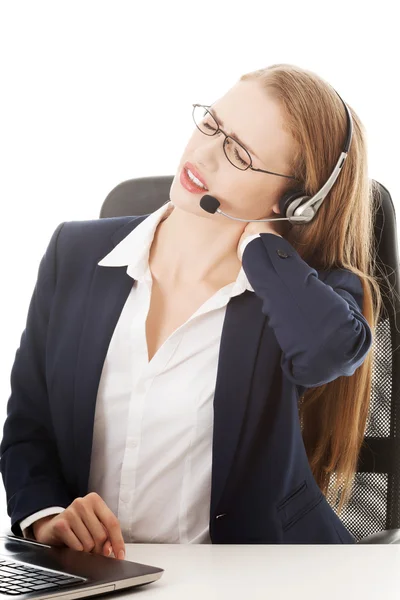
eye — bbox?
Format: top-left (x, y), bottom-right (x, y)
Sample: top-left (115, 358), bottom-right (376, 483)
top-left (233, 147), bottom-right (248, 166)
top-left (224, 138), bottom-right (248, 165)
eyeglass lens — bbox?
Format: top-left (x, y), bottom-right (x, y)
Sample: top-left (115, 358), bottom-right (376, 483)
top-left (192, 105), bottom-right (251, 170)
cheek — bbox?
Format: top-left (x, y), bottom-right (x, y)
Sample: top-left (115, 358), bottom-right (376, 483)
top-left (218, 172), bottom-right (253, 200)
top-left (222, 178), bottom-right (286, 220)
top-left (217, 179), bottom-right (260, 217)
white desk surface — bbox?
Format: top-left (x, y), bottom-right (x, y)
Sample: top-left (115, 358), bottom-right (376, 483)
top-left (122, 543), bottom-right (400, 599)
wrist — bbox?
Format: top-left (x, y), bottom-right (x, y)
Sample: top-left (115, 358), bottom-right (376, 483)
top-left (32, 515), bottom-right (54, 538)
top-left (238, 233), bottom-right (260, 261)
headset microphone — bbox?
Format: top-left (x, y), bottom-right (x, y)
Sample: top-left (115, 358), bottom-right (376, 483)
top-left (199, 89), bottom-right (353, 226)
top-left (199, 195), bottom-right (309, 223)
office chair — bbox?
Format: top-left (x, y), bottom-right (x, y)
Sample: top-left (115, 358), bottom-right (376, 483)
top-left (100, 176), bottom-right (400, 544)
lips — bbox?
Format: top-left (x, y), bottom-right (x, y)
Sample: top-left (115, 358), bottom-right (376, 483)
top-left (183, 162), bottom-right (209, 190)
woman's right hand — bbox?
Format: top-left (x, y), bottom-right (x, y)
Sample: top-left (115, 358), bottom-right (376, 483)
top-left (32, 493), bottom-right (125, 560)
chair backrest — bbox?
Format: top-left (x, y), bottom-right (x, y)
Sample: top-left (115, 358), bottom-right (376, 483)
top-left (100, 176), bottom-right (173, 219)
top-left (100, 176), bottom-right (400, 541)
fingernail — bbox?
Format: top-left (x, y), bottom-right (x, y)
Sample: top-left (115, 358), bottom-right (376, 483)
top-left (108, 547), bottom-right (112, 556)
top-left (118, 550), bottom-right (125, 560)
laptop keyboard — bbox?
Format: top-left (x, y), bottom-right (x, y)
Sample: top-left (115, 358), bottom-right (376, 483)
top-left (0, 558), bottom-right (84, 595)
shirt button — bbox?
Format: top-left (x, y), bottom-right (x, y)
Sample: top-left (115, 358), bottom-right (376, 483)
top-left (120, 492), bottom-right (130, 504)
top-left (277, 249), bottom-right (291, 258)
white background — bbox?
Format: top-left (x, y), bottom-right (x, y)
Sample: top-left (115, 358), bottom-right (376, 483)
top-left (0, 0), bottom-right (399, 533)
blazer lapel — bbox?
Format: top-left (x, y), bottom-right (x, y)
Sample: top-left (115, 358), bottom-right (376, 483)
top-left (210, 291), bottom-right (266, 518)
top-left (74, 216), bottom-right (146, 496)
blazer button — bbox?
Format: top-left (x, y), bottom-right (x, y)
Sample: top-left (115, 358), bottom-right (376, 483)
top-left (277, 249), bottom-right (290, 258)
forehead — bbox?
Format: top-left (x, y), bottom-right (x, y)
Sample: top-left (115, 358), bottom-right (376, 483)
top-left (211, 80), bottom-right (294, 168)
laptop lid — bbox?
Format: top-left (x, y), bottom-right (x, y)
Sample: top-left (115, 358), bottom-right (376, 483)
top-left (0, 536), bottom-right (164, 599)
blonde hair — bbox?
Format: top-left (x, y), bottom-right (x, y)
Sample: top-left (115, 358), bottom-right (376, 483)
top-left (240, 63), bottom-right (389, 515)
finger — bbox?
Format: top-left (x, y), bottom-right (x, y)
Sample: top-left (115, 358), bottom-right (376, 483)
top-left (51, 517), bottom-right (85, 552)
top-left (66, 505), bottom-right (97, 553)
top-left (102, 539), bottom-right (112, 557)
top-left (93, 501), bottom-right (125, 560)
top-left (76, 506), bottom-right (109, 555)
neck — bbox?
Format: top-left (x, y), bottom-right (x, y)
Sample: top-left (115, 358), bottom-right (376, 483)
top-left (148, 203), bottom-right (245, 286)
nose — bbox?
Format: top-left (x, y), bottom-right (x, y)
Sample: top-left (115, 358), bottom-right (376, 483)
top-left (194, 133), bottom-right (224, 170)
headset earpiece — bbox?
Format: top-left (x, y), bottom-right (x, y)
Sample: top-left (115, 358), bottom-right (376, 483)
top-left (278, 190), bottom-right (316, 224)
top-left (278, 189), bottom-right (304, 216)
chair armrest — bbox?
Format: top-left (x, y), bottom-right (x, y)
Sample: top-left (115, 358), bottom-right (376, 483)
top-left (357, 529), bottom-right (400, 544)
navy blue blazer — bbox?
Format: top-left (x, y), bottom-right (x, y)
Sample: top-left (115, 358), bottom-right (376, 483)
top-left (0, 214), bottom-right (373, 544)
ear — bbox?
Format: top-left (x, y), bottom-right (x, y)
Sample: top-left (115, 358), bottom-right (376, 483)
top-left (272, 201), bottom-right (281, 215)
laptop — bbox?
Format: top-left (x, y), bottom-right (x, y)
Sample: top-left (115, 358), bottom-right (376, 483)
top-left (0, 535), bottom-right (164, 599)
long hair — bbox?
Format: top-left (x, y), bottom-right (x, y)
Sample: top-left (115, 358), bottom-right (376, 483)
top-left (240, 64), bottom-right (390, 515)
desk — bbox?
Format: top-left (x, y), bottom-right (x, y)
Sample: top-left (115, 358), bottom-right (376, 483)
top-left (122, 543), bottom-right (400, 599)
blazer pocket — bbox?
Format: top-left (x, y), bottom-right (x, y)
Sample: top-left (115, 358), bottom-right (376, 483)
top-left (276, 480), bottom-right (324, 532)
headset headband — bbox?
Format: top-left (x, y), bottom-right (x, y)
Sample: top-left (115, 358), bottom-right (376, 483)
top-left (286, 89), bottom-right (354, 222)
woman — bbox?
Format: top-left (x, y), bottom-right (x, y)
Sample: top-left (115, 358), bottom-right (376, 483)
top-left (0, 63), bottom-right (382, 557)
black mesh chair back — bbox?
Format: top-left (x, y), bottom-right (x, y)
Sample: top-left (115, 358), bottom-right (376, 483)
top-left (100, 176), bottom-right (400, 543)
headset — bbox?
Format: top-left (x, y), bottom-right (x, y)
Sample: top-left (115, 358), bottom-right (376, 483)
top-left (199, 89), bottom-right (353, 225)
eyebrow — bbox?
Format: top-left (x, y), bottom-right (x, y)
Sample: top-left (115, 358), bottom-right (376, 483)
top-left (208, 106), bottom-right (260, 160)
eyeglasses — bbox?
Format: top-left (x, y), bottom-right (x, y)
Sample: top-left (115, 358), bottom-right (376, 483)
top-left (192, 104), bottom-right (300, 181)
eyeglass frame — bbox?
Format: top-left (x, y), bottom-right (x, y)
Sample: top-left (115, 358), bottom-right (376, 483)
top-left (192, 104), bottom-right (300, 182)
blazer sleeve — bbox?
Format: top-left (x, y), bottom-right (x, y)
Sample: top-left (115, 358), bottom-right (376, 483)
top-left (0, 222), bottom-right (73, 536)
top-left (241, 233), bottom-right (373, 389)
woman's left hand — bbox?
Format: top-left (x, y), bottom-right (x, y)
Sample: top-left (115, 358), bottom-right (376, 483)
top-left (238, 217), bottom-right (286, 258)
